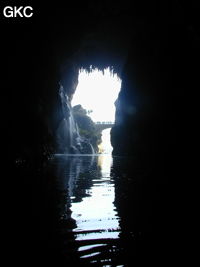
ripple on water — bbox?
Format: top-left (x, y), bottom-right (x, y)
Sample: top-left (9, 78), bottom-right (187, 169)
top-left (55, 154), bottom-right (123, 265)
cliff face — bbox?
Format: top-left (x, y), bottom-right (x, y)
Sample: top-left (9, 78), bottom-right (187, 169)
top-left (72, 105), bottom-right (101, 153)
top-left (55, 85), bottom-right (81, 154)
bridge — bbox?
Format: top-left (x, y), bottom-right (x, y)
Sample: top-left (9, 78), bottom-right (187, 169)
top-left (94, 121), bottom-right (114, 133)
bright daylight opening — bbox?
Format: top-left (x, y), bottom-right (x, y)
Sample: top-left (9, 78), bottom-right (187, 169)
top-left (72, 67), bottom-right (121, 154)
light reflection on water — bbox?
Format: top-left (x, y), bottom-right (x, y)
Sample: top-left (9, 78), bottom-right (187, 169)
top-left (71, 154), bottom-right (120, 241)
top-left (98, 128), bottom-right (113, 154)
top-left (49, 141), bottom-right (169, 265)
top-left (54, 153), bottom-right (122, 265)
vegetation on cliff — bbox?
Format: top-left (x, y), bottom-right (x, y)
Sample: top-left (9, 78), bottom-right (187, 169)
top-left (72, 105), bottom-right (101, 153)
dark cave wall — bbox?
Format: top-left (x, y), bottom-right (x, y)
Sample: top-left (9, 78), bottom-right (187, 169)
top-left (2, 2), bottom-right (132, 162)
top-left (1, 1), bottom-right (199, 165)
top-left (111, 5), bottom-right (200, 172)
top-left (111, 21), bottom-right (170, 163)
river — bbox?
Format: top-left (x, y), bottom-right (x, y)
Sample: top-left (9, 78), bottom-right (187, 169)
top-left (36, 149), bottom-right (171, 267)
top-left (12, 131), bottom-right (172, 266)
top-left (52, 154), bottom-right (121, 265)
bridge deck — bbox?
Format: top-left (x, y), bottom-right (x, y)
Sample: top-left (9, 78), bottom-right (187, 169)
top-left (94, 122), bottom-right (114, 132)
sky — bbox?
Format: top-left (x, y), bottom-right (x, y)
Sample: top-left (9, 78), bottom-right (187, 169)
top-left (71, 68), bottom-right (121, 122)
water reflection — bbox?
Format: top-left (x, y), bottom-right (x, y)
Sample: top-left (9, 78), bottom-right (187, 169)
top-left (53, 154), bottom-right (121, 265)
top-left (51, 153), bottom-right (171, 266)
top-left (98, 128), bottom-right (113, 154)
top-left (72, 154), bottom-right (119, 241)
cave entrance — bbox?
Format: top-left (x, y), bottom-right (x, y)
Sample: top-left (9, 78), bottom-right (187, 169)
top-left (72, 67), bottom-right (121, 154)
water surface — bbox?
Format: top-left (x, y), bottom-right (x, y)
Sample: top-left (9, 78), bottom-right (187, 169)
top-left (52, 154), bottom-right (124, 266)
top-left (48, 153), bottom-right (171, 266)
